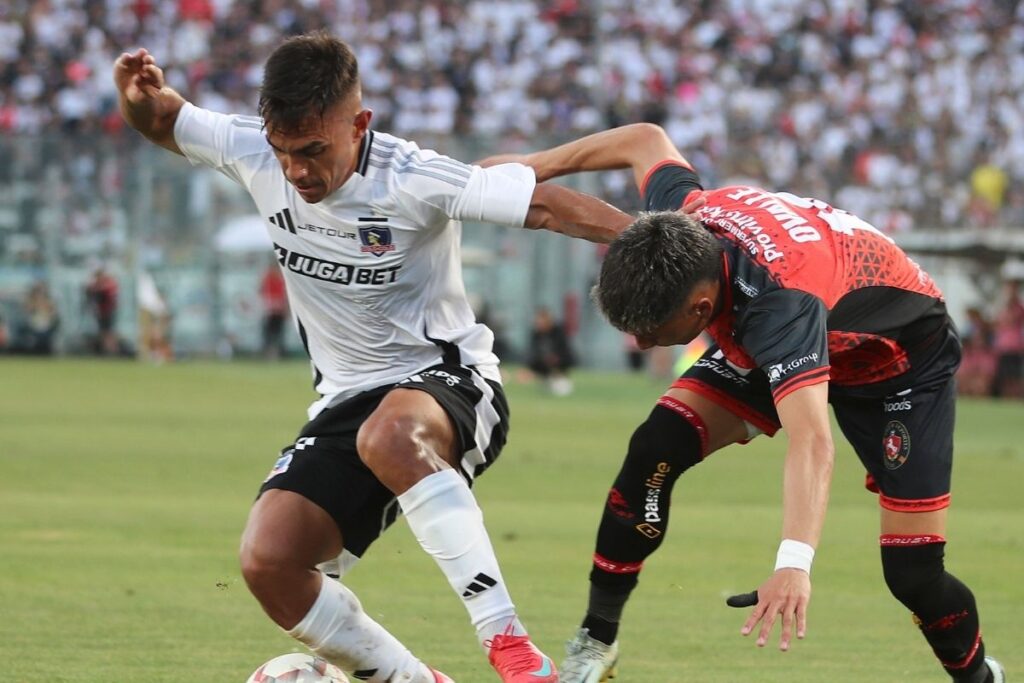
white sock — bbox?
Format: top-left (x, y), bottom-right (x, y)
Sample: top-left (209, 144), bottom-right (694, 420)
top-left (398, 469), bottom-right (527, 647)
top-left (287, 574), bottom-right (435, 683)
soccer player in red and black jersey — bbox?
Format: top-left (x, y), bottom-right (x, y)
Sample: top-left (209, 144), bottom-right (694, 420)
top-left (481, 124), bottom-right (1004, 683)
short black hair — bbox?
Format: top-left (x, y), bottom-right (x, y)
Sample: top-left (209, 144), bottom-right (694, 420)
top-left (593, 211), bottom-right (723, 335)
top-left (258, 31), bottom-right (360, 133)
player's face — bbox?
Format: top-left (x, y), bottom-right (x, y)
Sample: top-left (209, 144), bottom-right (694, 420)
top-left (266, 96), bottom-right (372, 204)
top-left (632, 286), bottom-right (717, 350)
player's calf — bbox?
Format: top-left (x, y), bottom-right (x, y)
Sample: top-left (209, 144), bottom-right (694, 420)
top-left (288, 575), bottom-right (440, 683)
top-left (583, 400), bottom-right (706, 645)
top-left (880, 535), bottom-right (992, 682)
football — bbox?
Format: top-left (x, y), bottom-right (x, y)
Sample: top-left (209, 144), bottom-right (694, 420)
top-left (246, 652), bottom-right (350, 683)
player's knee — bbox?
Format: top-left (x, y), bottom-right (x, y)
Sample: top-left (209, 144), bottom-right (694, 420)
top-left (239, 538), bottom-right (296, 599)
top-left (622, 403), bottom-right (704, 477)
top-left (881, 540), bottom-right (946, 608)
top-left (356, 412), bottom-right (421, 472)
top-left (603, 404), bottom-right (704, 532)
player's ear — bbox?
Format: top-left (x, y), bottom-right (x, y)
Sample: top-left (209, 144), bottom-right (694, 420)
top-left (353, 109), bottom-right (372, 139)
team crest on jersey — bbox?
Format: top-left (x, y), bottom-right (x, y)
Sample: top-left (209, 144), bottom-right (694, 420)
top-left (359, 225), bottom-right (396, 256)
top-left (882, 421), bottom-right (911, 470)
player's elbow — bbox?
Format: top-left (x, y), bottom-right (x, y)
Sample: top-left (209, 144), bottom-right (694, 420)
top-left (627, 122), bottom-right (671, 145)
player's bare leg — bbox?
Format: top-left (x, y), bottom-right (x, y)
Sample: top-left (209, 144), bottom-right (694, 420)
top-left (562, 388), bottom-right (750, 683)
top-left (359, 388), bottom-right (556, 682)
top-left (240, 490), bottom-right (441, 682)
top-left (880, 508), bottom-right (1001, 683)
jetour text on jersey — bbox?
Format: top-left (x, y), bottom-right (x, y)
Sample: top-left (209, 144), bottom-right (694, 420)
top-left (274, 244), bottom-right (401, 285)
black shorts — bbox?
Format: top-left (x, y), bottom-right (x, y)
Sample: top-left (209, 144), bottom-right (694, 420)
top-left (258, 363), bottom-right (510, 558)
top-left (673, 344), bottom-right (956, 512)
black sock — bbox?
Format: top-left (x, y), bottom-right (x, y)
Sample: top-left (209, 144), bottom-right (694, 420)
top-left (582, 403), bottom-right (704, 647)
top-left (581, 583), bottom-right (631, 644)
top-left (882, 543), bottom-right (988, 681)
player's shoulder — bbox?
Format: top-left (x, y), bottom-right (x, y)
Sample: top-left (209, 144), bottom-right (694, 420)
top-left (176, 102), bottom-right (273, 168)
top-left (362, 131), bottom-right (471, 183)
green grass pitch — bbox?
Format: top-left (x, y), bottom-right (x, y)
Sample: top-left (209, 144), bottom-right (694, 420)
top-left (0, 358), bottom-right (1021, 682)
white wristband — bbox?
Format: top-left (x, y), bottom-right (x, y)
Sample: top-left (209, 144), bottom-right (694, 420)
top-left (774, 539), bottom-right (815, 574)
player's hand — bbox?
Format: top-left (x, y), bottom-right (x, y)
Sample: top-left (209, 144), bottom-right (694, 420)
top-left (113, 48), bottom-right (166, 104)
top-left (679, 190), bottom-right (707, 217)
top-left (737, 568), bottom-right (811, 651)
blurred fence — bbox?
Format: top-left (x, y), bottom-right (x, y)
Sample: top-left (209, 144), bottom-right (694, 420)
top-left (1, 132), bottom-right (1021, 369)
top-left (0, 133), bottom-right (632, 366)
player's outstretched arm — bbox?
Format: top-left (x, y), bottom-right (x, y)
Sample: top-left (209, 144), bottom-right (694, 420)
top-left (524, 183), bottom-right (633, 244)
top-left (479, 123), bottom-right (689, 190)
top-left (739, 382), bottom-right (834, 651)
top-left (113, 48), bottom-right (186, 155)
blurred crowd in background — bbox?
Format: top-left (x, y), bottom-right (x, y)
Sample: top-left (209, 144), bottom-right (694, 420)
top-left (2, 0), bottom-right (1023, 226)
top-left (0, 0), bottom-right (1022, 396)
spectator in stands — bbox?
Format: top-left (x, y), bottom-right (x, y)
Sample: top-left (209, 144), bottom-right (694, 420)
top-left (83, 263), bottom-right (120, 356)
top-left (957, 306), bottom-right (995, 397)
top-left (259, 259), bottom-right (287, 360)
top-left (526, 306), bottom-right (575, 396)
top-left (991, 280), bottom-right (1024, 399)
top-left (2, 1), bottom-right (1023, 233)
top-left (137, 270), bottom-right (172, 363)
top-left (15, 281), bottom-right (60, 355)
top-left (0, 311), bottom-right (9, 352)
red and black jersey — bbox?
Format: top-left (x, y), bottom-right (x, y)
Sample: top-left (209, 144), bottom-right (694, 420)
top-left (642, 161), bottom-right (958, 402)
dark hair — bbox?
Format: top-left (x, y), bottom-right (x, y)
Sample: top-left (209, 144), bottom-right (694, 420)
top-left (593, 211), bottom-right (723, 335)
top-left (258, 31), bottom-right (360, 133)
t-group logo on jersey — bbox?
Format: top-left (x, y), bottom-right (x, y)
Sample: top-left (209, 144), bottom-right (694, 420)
top-left (766, 352), bottom-right (820, 383)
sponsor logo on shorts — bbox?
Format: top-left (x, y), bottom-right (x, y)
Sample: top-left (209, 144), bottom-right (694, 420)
top-left (884, 398), bottom-right (912, 412)
top-left (400, 369), bottom-right (463, 387)
top-left (883, 420), bottom-right (911, 470)
top-left (265, 451), bottom-right (293, 481)
top-left (694, 357), bottom-right (751, 385)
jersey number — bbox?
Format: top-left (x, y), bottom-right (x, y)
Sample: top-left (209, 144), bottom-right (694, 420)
top-left (775, 192), bottom-right (894, 244)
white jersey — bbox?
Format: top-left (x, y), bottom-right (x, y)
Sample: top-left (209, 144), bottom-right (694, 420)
top-left (174, 102), bottom-right (536, 418)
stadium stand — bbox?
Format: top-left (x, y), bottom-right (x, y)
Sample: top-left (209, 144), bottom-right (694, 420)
top-left (0, 0), bottom-right (1021, 362)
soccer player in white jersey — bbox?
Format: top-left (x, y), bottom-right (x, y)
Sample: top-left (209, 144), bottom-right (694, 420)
top-left (114, 32), bottom-right (632, 683)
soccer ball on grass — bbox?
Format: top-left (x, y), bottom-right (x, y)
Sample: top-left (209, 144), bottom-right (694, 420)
top-left (246, 652), bottom-right (350, 682)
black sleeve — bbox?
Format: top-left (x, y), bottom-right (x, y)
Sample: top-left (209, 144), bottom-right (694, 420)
top-left (643, 163), bottom-right (704, 212)
top-left (735, 289), bottom-right (831, 401)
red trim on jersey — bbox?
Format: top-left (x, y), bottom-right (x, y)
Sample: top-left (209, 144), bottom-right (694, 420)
top-left (940, 631), bottom-right (982, 670)
top-left (879, 492), bottom-right (951, 512)
top-left (657, 395), bottom-right (709, 457)
top-left (879, 534), bottom-right (946, 546)
top-left (826, 330), bottom-right (910, 385)
top-left (639, 159), bottom-right (694, 199)
top-left (670, 377), bottom-right (780, 437)
top-left (592, 553), bottom-right (643, 574)
top-left (772, 366), bottom-right (831, 403)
